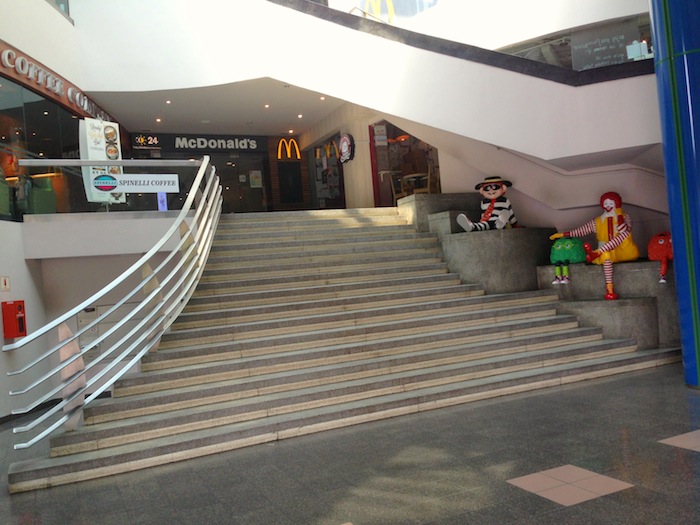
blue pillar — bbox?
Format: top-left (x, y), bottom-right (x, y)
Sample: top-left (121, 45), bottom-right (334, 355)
top-left (648, 1), bottom-right (700, 386)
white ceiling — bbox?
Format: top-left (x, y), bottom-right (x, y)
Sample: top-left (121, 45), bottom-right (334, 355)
top-left (88, 78), bottom-right (348, 137)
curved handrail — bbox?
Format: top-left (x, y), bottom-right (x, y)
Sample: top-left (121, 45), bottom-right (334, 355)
top-left (3, 156), bottom-right (223, 450)
top-left (3, 159), bottom-right (205, 352)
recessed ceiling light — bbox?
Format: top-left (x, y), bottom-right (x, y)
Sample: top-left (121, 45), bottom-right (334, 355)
top-left (320, 96), bottom-right (325, 101)
top-left (298, 114), bottom-right (303, 119)
top-left (264, 104), bottom-right (270, 108)
top-left (156, 118), bottom-right (162, 123)
top-left (288, 129), bottom-right (294, 134)
top-left (166, 100), bottom-right (171, 104)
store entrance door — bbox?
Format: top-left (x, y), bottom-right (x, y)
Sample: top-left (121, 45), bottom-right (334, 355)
top-left (217, 153), bottom-right (269, 213)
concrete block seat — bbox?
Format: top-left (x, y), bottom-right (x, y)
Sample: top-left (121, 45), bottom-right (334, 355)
top-left (536, 260), bottom-right (680, 349)
top-left (437, 225), bottom-right (554, 295)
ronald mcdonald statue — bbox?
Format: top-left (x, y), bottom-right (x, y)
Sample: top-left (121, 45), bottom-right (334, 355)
top-left (549, 192), bottom-right (639, 300)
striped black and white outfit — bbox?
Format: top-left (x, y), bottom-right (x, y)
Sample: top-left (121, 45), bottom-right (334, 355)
top-left (469, 196), bottom-right (518, 231)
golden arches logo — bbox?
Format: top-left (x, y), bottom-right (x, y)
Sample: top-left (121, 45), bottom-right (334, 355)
top-left (365, 0), bottom-right (395, 23)
top-left (277, 138), bottom-right (301, 160)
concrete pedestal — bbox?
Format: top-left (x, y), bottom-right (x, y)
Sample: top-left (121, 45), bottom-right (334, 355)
top-left (440, 227), bottom-right (554, 294)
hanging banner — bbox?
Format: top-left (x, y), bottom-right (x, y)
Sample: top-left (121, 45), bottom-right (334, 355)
top-left (79, 117), bottom-right (125, 203)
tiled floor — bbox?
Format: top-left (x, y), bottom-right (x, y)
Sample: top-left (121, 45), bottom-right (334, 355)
top-left (658, 428), bottom-right (700, 451)
top-left (2, 363), bottom-right (700, 524)
top-left (507, 464), bottom-right (633, 506)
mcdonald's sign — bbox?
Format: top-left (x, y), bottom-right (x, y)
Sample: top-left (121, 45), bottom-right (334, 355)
top-left (277, 138), bottom-right (301, 160)
top-left (365, 0), bottom-right (395, 23)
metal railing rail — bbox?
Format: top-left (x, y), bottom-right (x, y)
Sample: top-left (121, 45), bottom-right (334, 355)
top-left (2, 156), bottom-right (222, 449)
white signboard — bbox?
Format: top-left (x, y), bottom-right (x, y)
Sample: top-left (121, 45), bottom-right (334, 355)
top-left (79, 117), bottom-right (126, 203)
top-left (91, 173), bottom-right (180, 193)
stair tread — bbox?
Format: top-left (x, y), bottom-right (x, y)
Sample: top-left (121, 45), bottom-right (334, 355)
top-left (164, 300), bottom-right (561, 341)
top-left (194, 265), bottom-right (451, 289)
top-left (10, 348), bottom-right (679, 478)
top-left (91, 326), bottom-right (609, 410)
top-left (141, 314), bottom-right (580, 370)
top-left (69, 339), bottom-right (640, 439)
top-left (212, 230), bottom-right (437, 244)
top-left (183, 283), bottom-right (487, 312)
top-left (179, 288), bottom-right (555, 318)
top-left (188, 274), bottom-right (471, 302)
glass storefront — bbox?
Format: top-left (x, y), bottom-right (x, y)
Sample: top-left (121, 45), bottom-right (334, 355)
top-left (129, 133), bottom-right (272, 214)
top-left (369, 121), bottom-right (440, 207)
top-left (0, 76), bottom-right (213, 220)
top-left (0, 76), bottom-right (85, 220)
top-left (309, 133), bottom-right (346, 209)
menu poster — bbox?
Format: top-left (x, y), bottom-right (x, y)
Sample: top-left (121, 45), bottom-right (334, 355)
top-left (79, 117), bottom-right (126, 203)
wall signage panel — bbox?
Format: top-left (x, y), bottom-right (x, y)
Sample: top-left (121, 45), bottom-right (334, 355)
top-left (79, 117), bottom-right (126, 203)
top-left (0, 39), bottom-right (112, 121)
top-left (571, 20), bottom-right (639, 71)
top-left (339, 133), bottom-right (354, 163)
top-left (132, 132), bottom-right (268, 153)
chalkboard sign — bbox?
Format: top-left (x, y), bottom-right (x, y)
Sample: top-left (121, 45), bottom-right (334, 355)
top-left (571, 20), bottom-right (639, 71)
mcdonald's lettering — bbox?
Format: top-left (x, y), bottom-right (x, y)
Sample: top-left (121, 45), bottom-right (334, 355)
top-left (277, 138), bottom-right (301, 160)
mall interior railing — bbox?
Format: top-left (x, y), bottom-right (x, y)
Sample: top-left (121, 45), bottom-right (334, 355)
top-left (2, 156), bottom-right (222, 450)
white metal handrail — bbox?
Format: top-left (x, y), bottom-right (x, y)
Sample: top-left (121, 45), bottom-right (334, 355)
top-left (2, 156), bottom-right (222, 449)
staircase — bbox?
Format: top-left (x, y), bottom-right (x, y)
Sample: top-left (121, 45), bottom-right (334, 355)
top-left (8, 208), bottom-right (680, 493)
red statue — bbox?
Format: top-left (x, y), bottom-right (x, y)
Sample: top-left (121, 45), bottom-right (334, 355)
top-left (647, 232), bottom-right (673, 283)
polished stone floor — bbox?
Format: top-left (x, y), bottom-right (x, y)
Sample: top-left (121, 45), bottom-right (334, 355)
top-left (2, 363), bottom-right (700, 524)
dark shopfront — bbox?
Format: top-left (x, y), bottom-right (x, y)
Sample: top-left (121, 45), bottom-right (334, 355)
top-left (131, 133), bottom-right (323, 213)
top-left (131, 132), bottom-right (270, 213)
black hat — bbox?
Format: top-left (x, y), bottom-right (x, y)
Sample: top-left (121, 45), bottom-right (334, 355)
top-left (475, 176), bottom-right (512, 190)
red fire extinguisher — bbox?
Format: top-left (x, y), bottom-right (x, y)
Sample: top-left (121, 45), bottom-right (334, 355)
top-left (2, 300), bottom-right (27, 338)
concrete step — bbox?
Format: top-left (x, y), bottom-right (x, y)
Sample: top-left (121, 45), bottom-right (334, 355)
top-left (8, 348), bottom-right (679, 493)
top-left (129, 315), bottom-right (582, 388)
top-left (52, 339), bottom-right (640, 456)
top-left (212, 224), bottom-right (417, 243)
top-left (218, 208), bottom-right (403, 220)
top-left (194, 261), bottom-right (450, 291)
top-left (84, 327), bottom-right (609, 424)
top-left (203, 247), bottom-right (444, 270)
top-left (200, 256), bottom-right (445, 280)
top-left (190, 272), bottom-right (470, 301)
top-left (216, 209), bottom-right (407, 230)
top-left (212, 227), bottom-right (434, 246)
top-left (207, 235), bottom-right (440, 259)
top-left (185, 282), bottom-right (484, 311)
top-left (159, 300), bottom-right (561, 350)
top-left (173, 289), bottom-right (558, 330)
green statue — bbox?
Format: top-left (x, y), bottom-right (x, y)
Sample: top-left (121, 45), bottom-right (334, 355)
top-left (550, 237), bottom-right (586, 284)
